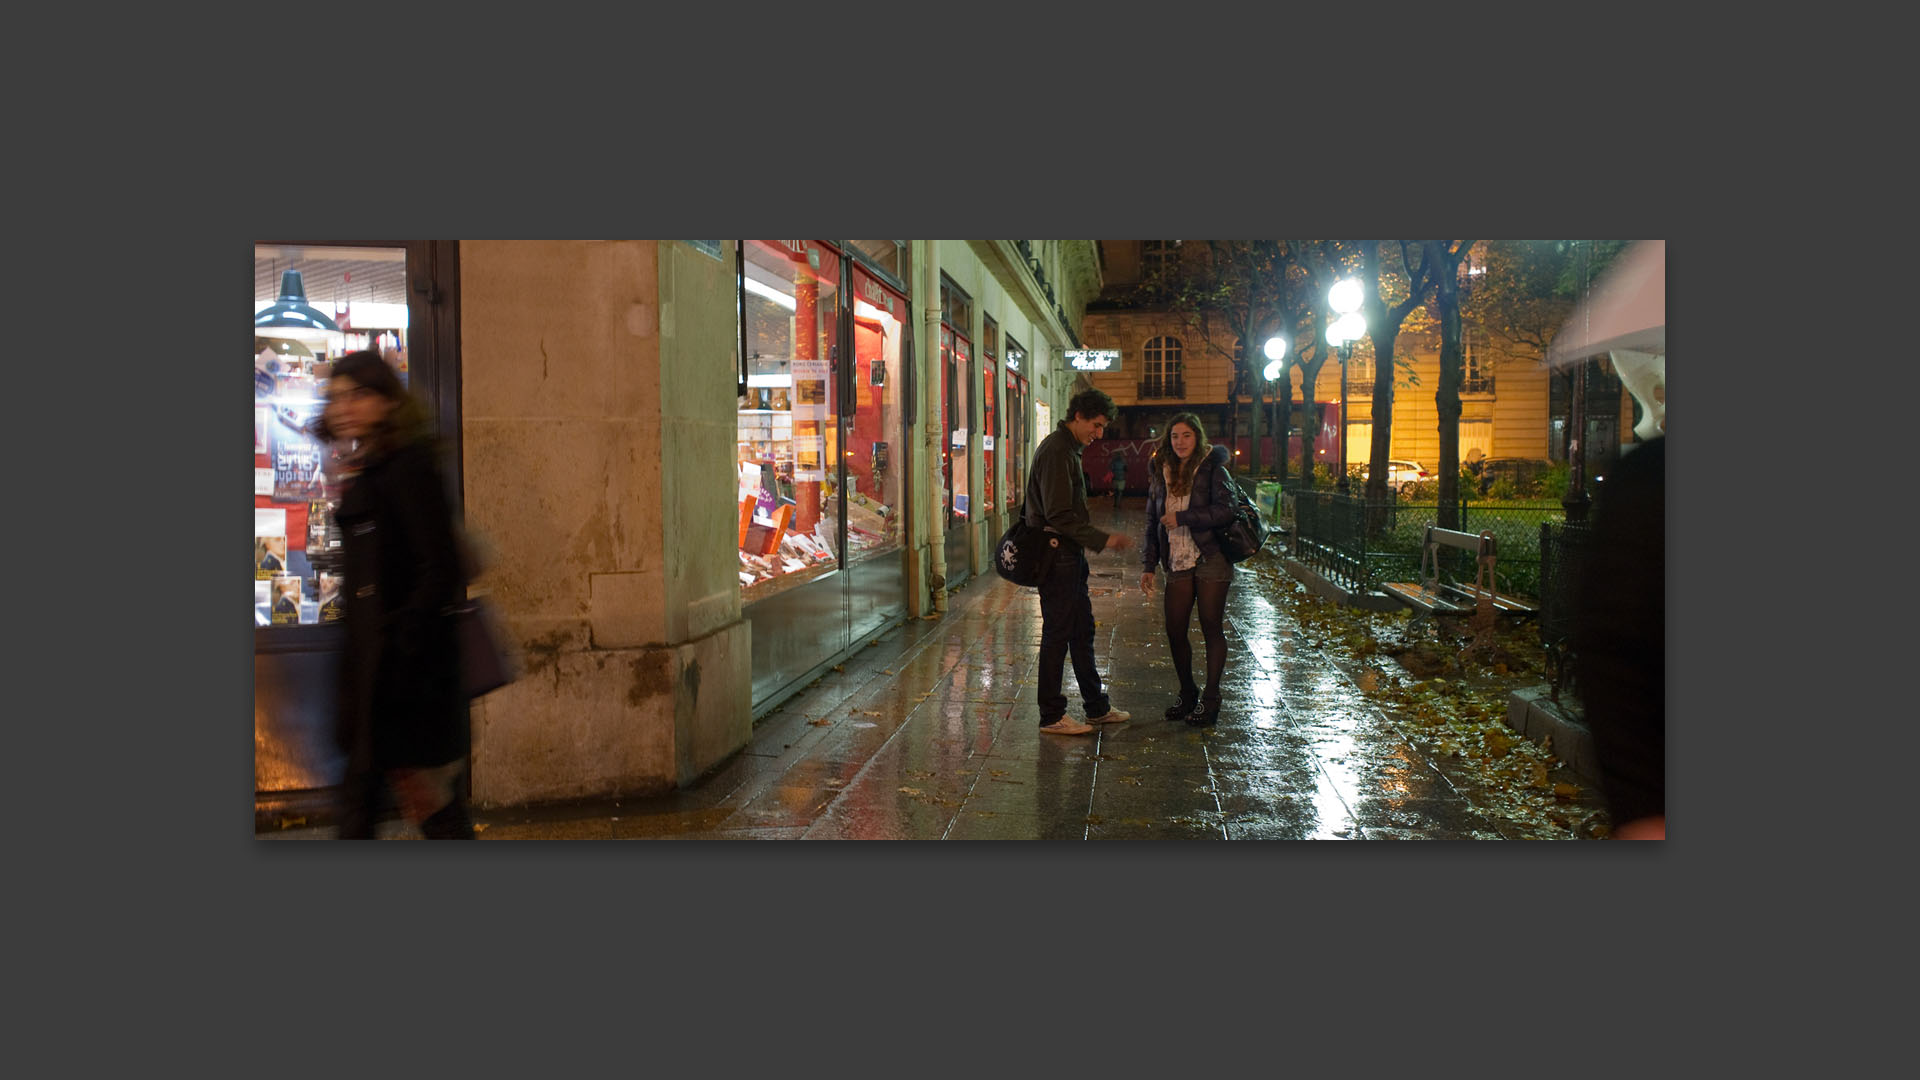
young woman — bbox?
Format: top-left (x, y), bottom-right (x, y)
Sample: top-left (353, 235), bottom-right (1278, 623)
top-left (1139, 413), bottom-right (1237, 726)
top-left (314, 349), bottom-right (473, 839)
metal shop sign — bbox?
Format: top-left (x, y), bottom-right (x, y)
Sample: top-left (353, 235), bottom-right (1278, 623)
top-left (1066, 349), bottom-right (1122, 372)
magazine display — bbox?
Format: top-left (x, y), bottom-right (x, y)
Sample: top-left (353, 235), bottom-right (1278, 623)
top-left (270, 402), bottom-right (326, 502)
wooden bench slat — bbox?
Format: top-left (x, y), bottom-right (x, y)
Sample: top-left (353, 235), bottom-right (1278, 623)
top-left (1442, 583), bottom-right (1537, 614)
top-left (1381, 581), bottom-right (1473, 615)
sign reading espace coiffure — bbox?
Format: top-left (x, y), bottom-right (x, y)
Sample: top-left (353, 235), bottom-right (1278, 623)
top-left (1066, 349), bottom-right (1122, 372)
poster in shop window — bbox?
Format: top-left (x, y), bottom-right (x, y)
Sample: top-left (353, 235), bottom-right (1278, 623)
top-left (269, 401), bottom-right (327, 502)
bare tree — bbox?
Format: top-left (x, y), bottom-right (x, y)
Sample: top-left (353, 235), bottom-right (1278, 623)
top-left (1425, 240), bottom-right (1475, 528)
top-left (1359, 242), bottom-right (1440, 504)
top-left (1132, 241), bottom-right (1292, 474)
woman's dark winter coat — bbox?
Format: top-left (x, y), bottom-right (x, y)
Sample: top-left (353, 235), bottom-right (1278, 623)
top-left (332, 438), bottom-right (467, 770)
top-left (1141, 443), bottom-right (1235, 572)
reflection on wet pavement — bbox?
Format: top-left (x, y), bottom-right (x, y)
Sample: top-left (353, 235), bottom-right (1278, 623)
top-left (267, 499), bottom-right (1610, 841)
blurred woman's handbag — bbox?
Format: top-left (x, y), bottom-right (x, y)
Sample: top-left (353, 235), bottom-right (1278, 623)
top-left (454, 597), bottom-right (516, 699)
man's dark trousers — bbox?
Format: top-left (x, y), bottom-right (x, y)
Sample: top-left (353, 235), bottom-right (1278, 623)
top-left (1037, 548), bottom-right (1110, 724)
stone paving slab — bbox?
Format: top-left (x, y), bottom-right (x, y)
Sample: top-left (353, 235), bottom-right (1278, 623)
top-left (261, 499), bottom-right (1609, 841)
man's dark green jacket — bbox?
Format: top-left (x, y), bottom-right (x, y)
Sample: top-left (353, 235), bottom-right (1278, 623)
top-left (1022, 421), bottom-right (1112, 552)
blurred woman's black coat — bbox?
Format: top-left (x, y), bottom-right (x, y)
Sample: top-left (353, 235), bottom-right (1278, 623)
top-left (332, 438), bottom-right (467, 770)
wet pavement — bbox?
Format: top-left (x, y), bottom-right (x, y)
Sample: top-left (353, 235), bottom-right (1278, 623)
top-left (261, 499), bottom-right (1604, 841)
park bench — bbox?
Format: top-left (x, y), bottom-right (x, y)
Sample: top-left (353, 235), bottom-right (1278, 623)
top-left (1381, 525), bottom-right (1537, 653)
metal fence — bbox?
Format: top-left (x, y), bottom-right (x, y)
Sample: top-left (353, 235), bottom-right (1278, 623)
top-left (1286, 484), bottom-right (1568, 600)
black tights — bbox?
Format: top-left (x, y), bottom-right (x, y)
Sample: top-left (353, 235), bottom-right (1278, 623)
top-left (1165, 575), bottom-right (1230, 703)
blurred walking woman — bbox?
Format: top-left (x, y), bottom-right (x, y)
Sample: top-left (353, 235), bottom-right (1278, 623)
top-left (315, 350), bottom-right (473, 839)
top-left (1139, 413), bottom-right (1237, 726)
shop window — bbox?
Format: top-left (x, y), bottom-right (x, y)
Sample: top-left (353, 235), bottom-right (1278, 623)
top-left (253, 243), bottom-right (410, 629)
top-left (849, 265), bottom-right (905, 563)
top-left (981, 316), bottom-right (998, 513)
top-left (738, 240), bottom-right (842, 597)
top-left (940, 275), bottom-right (972, 335)
top-left (847, 240), bottom-right (909, 284)
top-left (942, 327), bottom-right (972, 524)
top-left (941, 276), bottom-right (973, 526)
top-left (1005, 334), bottom-right (1027, 508)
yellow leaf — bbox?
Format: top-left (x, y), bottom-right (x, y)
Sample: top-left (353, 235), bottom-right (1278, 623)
top-left (807, 717), bottom-right (832, 726)
top-left (898, 787), bottom-right (924, 797)
top-left (1553, 783), bottom-right (1579, 799)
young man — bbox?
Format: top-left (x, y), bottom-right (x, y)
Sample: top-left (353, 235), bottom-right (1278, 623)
top-left (1025, 388), bottom-right (1134, 735)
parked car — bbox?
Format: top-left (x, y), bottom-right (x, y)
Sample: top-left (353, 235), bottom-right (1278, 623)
top-left (1360, 459), bottom-right (1429, 494)
top-left (1477, 457), bottom-right (1550, 496)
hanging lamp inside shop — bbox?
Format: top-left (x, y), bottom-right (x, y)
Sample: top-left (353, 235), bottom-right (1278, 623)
top-left (255, 269), bottom-right (339, 334)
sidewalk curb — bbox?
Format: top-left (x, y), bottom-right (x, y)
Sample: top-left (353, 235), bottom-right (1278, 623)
top-left (1505, 685), bottom-right (1599, 784)
top-left (1279, 556), bottom-right (1405, 612)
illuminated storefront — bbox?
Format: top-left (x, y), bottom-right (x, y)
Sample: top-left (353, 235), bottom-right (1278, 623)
top-left (939, 275), bottom-right (973, 583)
top-left (1004, 333), bottom-right (1029, 509)
top-left (737, 240), bottom-right (908, 708)
top-left (253, 241), bottom-right (460, 808)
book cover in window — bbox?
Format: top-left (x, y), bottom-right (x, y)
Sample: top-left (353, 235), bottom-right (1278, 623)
top-left (307, 500), bottom-right (336, 553)
top-left (270, 402), bottom-right (327, 502)
top-left (318, 573), bottom-right (344, 623)
top-left (256, 536), bottom-right (289, 580)
top-left (270, 574), bottom-right (303, 626)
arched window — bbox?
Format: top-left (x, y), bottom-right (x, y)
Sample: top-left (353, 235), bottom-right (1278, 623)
top-left (1142, 336), bottom-right (1183, 399)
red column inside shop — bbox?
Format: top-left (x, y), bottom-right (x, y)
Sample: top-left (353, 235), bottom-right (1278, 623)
top-left (792, 273), bottom-right (821, 535)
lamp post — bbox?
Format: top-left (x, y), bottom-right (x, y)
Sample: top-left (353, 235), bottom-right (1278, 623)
top-left (1263, 334), bottom-right (1288, 482)
top-left (1326, 279), bottom-right (1366, 495)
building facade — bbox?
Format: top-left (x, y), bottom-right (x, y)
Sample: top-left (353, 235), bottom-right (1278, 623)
top-left (253, 240), bottom-right (1100, 815)
top-left (1077, 241), bottom-right (1635, 484)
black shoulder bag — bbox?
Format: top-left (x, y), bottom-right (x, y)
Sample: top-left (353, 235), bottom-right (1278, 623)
top-left (1212, 465), bottom-right (1271, 564)
top-left (995, 502), bottom-right (1069, 587)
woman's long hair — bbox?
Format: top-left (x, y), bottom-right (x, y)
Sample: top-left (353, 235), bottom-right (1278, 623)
top-left (311, 349), bottom-right (433, 460)
top-left (1152, 412), bottom-right (1212, 497)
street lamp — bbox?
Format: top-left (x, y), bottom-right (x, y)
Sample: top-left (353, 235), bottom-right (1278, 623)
top-left (1263, 334), bottom-right (1288, 481)
top-left (1326, 279), bottom-right (1366, 495)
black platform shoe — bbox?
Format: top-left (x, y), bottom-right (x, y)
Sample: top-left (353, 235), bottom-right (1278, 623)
top-left (1164, 689), bottom-right (1200, 721)
top-left (1187, 699), bottom-right (1221, 727)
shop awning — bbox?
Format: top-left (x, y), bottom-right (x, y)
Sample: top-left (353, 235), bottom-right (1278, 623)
top-left (1546, 239), bottom-right (1665, 369)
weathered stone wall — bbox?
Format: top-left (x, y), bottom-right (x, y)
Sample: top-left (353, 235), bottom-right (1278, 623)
top-left (458, 240), bottom-right (749, 807)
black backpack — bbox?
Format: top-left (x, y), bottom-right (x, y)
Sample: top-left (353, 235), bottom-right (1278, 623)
top-left (1212, 465), bottom-right (1270, 563)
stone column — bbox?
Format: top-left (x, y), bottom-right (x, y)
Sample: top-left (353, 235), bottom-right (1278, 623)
top-left (459, 240), bottom-right (751, 807)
